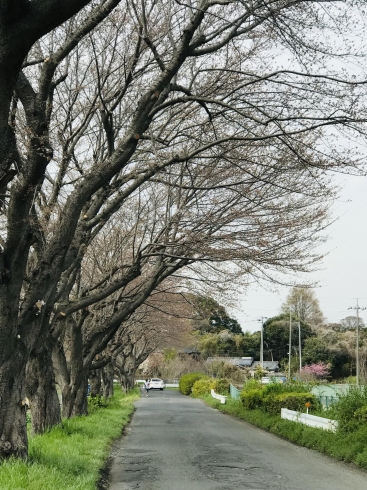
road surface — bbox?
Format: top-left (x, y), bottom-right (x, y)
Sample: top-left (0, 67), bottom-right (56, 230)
top-left (108, 389), bottom-right (367, 490)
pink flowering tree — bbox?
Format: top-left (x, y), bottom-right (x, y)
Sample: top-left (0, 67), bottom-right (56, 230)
top-left (302, 362), bottom-right (331, 379)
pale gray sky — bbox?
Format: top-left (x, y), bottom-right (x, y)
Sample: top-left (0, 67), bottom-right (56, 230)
top-left (233, 3), bottom-right (367, 333)
top-left (235, 172), bottom-right (367, 332)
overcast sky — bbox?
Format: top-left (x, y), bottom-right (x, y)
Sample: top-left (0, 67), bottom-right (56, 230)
top-left (234, 172), bottom-right (367, 333)
top-left (231, 4), bottom-right (367, 334)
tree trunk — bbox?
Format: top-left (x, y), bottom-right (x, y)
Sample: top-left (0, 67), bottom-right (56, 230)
top-left (120, 369), bottom-right (135, 394)
top-left (126, 372), bottom-right (135, 392)
top-left (89, 369), bottom-right (102, 398)
top-left (25, 342), bottom-right (61, 435)
top-left (0, 358), bottom-right (28, 459)
top-left (58, 316), bottom-right (89, 418)
top-left (120, 376), bottom-right (128, 394)
top-left (61, 372), bottom-right (88, 418)
top-left (102, 363), bottom-right (114, 399)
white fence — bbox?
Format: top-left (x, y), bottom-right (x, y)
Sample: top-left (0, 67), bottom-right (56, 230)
top-left (281, 408), bottom-right (338, 432)
top-left (211, 389), bottom-right (227, 404)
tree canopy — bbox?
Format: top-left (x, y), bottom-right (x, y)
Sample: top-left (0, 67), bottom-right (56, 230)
top-left (189, 295), bottom-right (243, 335)
top-left (281, 288), bottom-right (324, 326)
top-left (262, 314), bottom-right (314, 361)
top-left (0, 0), bottom-right (366, 460)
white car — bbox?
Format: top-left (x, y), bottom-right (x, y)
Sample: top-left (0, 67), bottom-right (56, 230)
top-left (149, 378), bottom-right (165, 390)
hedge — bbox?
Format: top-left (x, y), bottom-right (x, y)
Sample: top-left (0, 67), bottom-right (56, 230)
top-left (262, 392), bottom-right (320, 414)
top-left (179, 373), bottom-right (206, 395)
top-left (192, 378), bottom-right (212, 397)
top-left (212, 378), bottom-right (229, 396)
top-left (191, 377), bottom-right (229, 397)
top-left (240, 388), bottom-right (264, 410)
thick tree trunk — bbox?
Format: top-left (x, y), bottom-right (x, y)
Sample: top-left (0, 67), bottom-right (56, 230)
top-left (120, 377), bottom-right (127, 394)
top-left (89, 369), bottom-right (102, 398)
top-left (102, 363), bottom-right (114, 399)
top-left (58, 316), bottom-right (89, 418)
top-left (0, 358), bottom-right (28, 459)
top-left (25, 342), bottom-right (61, 435)
top-left (0, 48), bottom-right (25, 186)
top-left (61, 372), bottom-right (89, 418)
top-left (120, 370), bottom-right (135, 394)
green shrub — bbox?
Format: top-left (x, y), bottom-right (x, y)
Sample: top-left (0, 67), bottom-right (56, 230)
top-left (88, 394), bottom-right (107, 409)
top-left (179, 373), bottom-right (205, 395)
top-left (212, 378), bottom-right (229, 396)
top-left (191, 377), bottom-right (229, 397)
top-left (239, 380), bottom-right (315, 412)
top-left (332, 386), bottom-right (367, 432)
top-left (254, 365), bottom-right (266, 379)
top-left (192, 378), bottom-right (212, 397)
top-left (262, 381), bottom-right (310, 396)
top-left (240, 388), bottom-right (264, 410)
top-left (241, 379), bottom-right (262, 392)
top-left (262, 392), bottom-right (320, 414)
top-left (354, 405), bottom-right (367, 423)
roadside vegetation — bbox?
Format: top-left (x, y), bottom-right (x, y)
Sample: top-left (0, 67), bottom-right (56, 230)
top-left (202, 395), bottom-right (367, 469)
top-left (180, 374), bottom-right (367, 469)
top-left (141, 288), bottom-right (367, 385)
top-left (0, 387), bottom-right (139, 490)
top-left (179, 373), bottom-right (230, 397)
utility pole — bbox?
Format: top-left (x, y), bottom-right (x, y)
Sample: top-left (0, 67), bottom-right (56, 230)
top-left (258, 317), bottom-right (267, 369)
top-left (288, 308), bottom-right (292, 380)
top-left (348, 299), bottom-right (366, 386)
top-left (298, 321), bottom-right (302, 372)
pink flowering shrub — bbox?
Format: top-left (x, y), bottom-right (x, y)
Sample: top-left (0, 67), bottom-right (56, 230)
top-left (302, 362), bottom-right (330, 378)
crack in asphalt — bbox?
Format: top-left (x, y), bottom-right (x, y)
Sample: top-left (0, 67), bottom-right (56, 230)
top-left (206, 463), bottom-right (262, 470)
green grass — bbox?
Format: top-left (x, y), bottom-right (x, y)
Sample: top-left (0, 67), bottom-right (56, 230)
top-left (201, 395), bottom-right (367, 469)
top-left (0, 387), bottom-right (140, 490)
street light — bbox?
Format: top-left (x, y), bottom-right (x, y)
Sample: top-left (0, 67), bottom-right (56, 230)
top-left (258, 317), bottom-right (267, 369)
top-left (348, 298), bottom-right (366, 386)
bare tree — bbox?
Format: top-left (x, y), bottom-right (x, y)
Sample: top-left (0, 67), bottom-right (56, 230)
top-left (0, 0), bottom-right (366, 459)
top-left (340, 316), bottom-right (365, 330)
top-left (281, 287), bottom-right (324, 325)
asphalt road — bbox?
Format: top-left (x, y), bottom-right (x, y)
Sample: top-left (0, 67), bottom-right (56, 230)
top-left (108, 389), bottom-right (367, 490)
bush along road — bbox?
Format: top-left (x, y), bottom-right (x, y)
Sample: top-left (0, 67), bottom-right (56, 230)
top-left (185, 374), bottom-right (367, 469)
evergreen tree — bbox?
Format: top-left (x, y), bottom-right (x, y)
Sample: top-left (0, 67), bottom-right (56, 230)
top-left (189, 295), bottom-right (243, 335)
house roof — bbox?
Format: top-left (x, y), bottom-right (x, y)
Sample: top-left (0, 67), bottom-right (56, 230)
top-left (206, 357), bottom-right (254, 367)
top-left (206, 357), bottom-right (248, 366)
top-left (251, 361), bottom-right (279, 371)
top-left (206, 357), bottom-right (279, 370)
top-left (237, 359), bottom-right (253, 367)
top-left (180, 348), bottom-right (201, 355)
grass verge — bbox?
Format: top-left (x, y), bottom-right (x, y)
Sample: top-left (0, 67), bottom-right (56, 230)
top-left (201, 395), bottom-right (367, 469)
top-left (0, 387), bottom-right (140, 490)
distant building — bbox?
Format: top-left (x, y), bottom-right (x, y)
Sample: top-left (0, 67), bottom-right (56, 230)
top-left (206, 356), bottom-right (280, 375)
top-left (178, 348), bottom-right (201, 360)
top-left (250, 361), bottom-right (280, 372)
